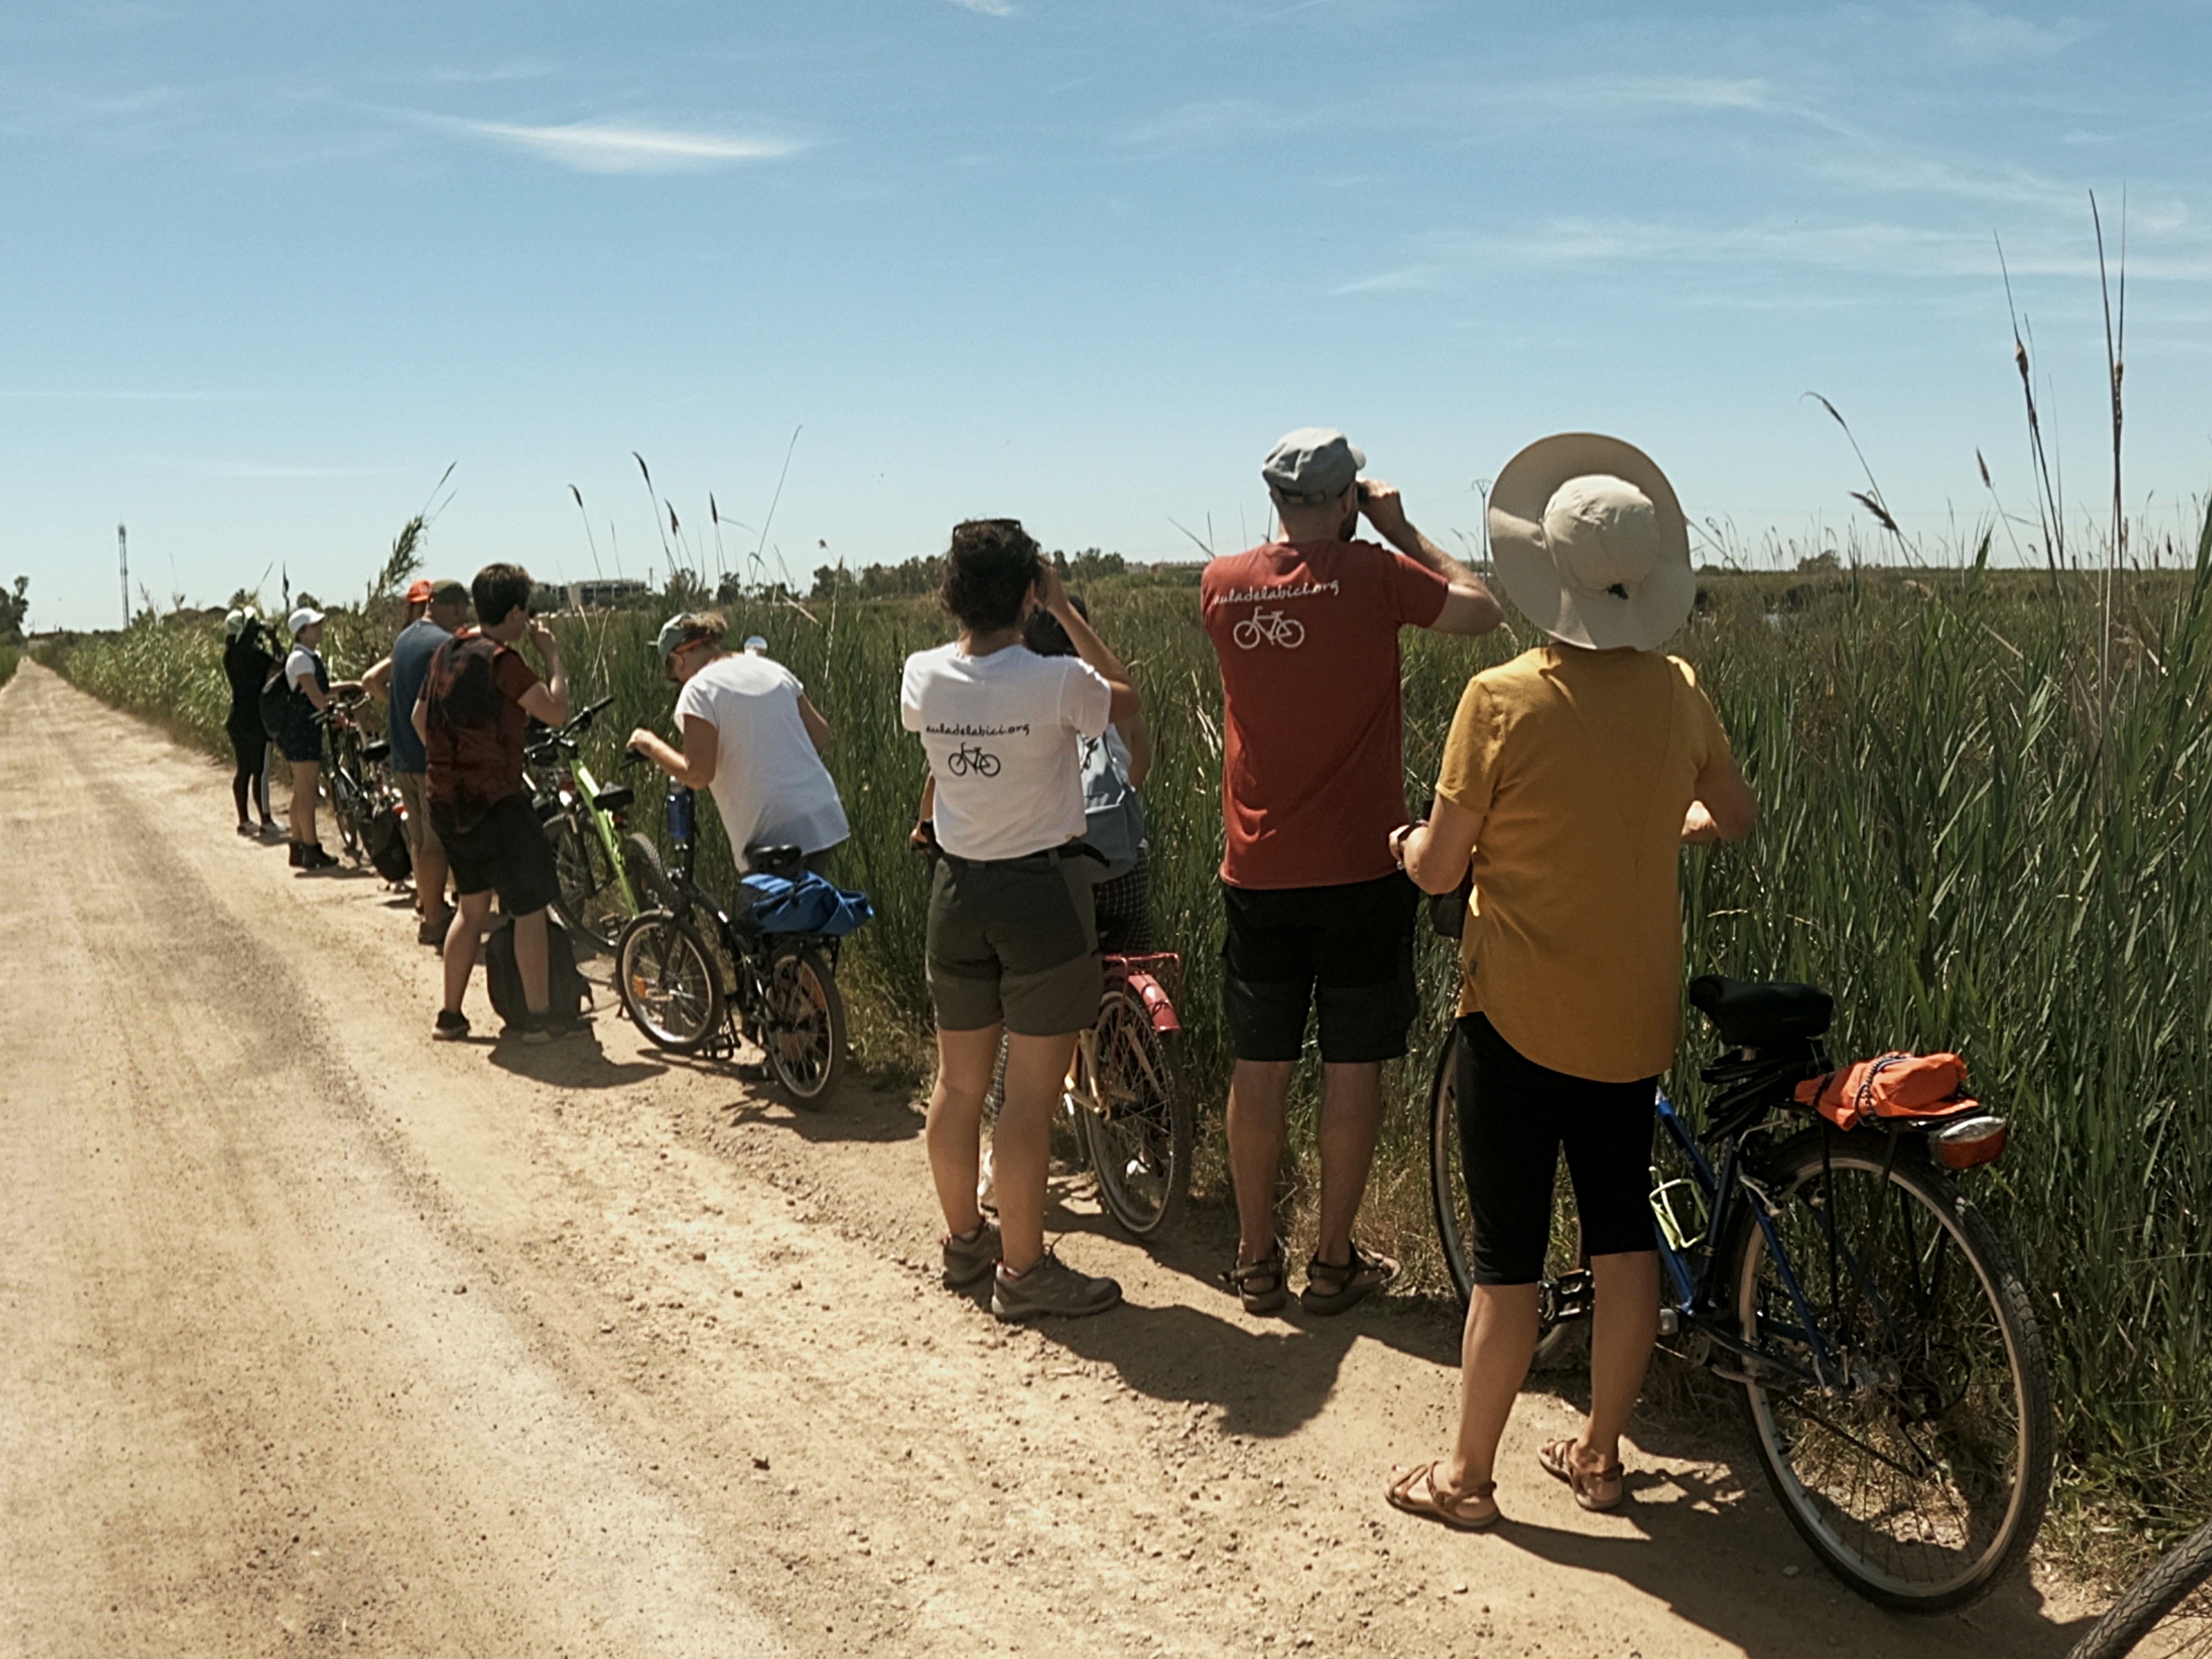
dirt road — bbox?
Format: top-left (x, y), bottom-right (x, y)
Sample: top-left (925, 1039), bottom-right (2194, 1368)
top-left (0, 660), bottom-right (2097, 1657)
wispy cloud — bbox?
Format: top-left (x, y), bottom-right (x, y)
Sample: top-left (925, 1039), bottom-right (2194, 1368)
top-left (461, 119), bottom-right (805, 173)
top-left (1938, 3), bottom-right (2091, 59)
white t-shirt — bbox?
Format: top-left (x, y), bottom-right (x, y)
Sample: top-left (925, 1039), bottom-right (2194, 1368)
top-left (675, 653), bottom-right (850, 868)
top-left (901, 641), bottom-right (1112, 862)
top-left (284, 646), bottom-right (321, 693)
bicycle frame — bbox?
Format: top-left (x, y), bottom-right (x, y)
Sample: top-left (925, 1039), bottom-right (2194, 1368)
top-left (1645, 1089), bottom-right (1849, 1391)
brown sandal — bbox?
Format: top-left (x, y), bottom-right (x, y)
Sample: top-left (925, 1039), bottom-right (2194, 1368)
top-left (1538, 1437), bottom-right (1625, 1512)
top-left (1386, 1462), bottom-right (1500, 1531)
top-left (1223, 1238), bottom-right (1288, 1314)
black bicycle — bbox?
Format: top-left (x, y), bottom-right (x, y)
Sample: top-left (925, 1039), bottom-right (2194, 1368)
top-left (613, 780), bottom-right (863, 1106)
top-left (319, 691), bottom-right (406, 878)
top-left (1428, 976), bottom-right (2052, 1613)
top-left (2068, 1522), bottom-right (2212, 1658)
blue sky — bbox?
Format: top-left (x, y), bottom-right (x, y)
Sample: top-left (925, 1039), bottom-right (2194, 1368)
top-left (7, 1), bottom-right (2211, 630)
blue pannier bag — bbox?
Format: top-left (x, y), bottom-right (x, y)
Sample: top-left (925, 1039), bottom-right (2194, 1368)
top-left (738, 869), bottom-right (874, 937)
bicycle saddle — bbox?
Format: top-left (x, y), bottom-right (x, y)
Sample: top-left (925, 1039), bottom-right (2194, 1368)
top-left (745, 844), bottom-right (805, 879)
top-left (589, 783), bottom-right (634, 813)
top-left (1689, 975), bottom-right (1833, 1047)
top-left (361, 739), bottom-right (390, 764)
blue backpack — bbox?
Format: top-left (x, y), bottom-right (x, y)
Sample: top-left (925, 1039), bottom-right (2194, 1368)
top-left (737, 870), bottom-right (874, 938)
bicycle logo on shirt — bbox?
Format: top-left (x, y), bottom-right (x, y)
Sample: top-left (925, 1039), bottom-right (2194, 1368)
top-left (946, 743), bottom-right (1002, 778)
top-left (1232, 607), bottom-right (1306, 650)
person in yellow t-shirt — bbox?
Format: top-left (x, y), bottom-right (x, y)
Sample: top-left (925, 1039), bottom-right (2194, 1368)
top-left (1381, 435), bottom-right (1757, 1531)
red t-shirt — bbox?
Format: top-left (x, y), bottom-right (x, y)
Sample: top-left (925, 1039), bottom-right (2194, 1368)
top-left (422, 629), bottom-right (540, 811)
top-left (1201, 539), bottom-right (1449, 889)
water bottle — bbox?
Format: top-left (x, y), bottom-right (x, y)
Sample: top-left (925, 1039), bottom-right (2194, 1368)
top-left (666, 785), bottom-right (695, 846)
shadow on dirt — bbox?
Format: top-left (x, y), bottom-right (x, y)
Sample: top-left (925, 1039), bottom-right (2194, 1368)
top-left (489, 1030), bottom-right (666, 1089)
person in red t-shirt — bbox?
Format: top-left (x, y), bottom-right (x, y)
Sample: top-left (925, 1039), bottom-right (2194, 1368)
top-left (411, 562), bottom-right (573, 1043)
top-left (1202, 427), bottom-right (1502, 1316)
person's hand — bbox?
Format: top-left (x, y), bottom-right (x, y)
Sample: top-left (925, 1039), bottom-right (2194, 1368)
top-left (1035, 558), bottom-right (1071, 619)
top-left (1358, 478), bottom-right (1412, 542)
top-left (626, 728), bottom-right (661, 763)
top-left (1388, 822), bottom-right (1417, 869)
top-left (909, 818), bottom-right (940, 854)
top-left (1682, 801), bottom-right (1719, 843)
top-left (528, 618), bottom-right (559, 657)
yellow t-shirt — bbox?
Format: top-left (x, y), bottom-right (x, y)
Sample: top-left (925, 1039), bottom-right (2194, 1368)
top-left (1435, 645), bottom-right (1731, 1084)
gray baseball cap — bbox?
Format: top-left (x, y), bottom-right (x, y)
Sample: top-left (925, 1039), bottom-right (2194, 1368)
top-left (1261, 427), bottom-right (1365, 505)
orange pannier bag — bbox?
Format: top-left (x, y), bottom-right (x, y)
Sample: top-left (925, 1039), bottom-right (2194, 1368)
top-left (1792, 1051), bottom-right (1976, 1132)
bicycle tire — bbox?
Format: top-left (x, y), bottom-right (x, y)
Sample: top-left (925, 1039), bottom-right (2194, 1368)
top-left (623, 831), bottom-right (676, 913)
top-left (2065, 1522), bottom-right (2212, 1659)
top-left (1425, 1029), bottom-right (1584, 1363)
top-left (1077, 986), bottom-right (1192, 1238)
top-left (761, 943), bottom-right (844, 1106)
top-left (326, 769), bottom-right (367, 863)
top-left (549, 815), bottom-right (625, 953)
top-left (615, 911), bottom-right (724, 1053)
top-left (1724, 1130), bottom-right (2053, 1613)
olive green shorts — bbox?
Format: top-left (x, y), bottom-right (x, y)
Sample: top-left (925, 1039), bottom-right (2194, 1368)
top-left (926, 851), bottom-right (1102, 1037)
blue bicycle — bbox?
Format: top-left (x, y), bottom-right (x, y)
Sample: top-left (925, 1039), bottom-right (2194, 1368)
top-left (1429, 975), bottom-right (2053, 1612)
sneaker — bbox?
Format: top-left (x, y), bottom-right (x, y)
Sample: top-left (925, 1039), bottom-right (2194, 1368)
top-left (418, 913), bottom-right (451, 948)
top-left (941, 1218), bottom-right (1002, 1289)
top-left (1224, 1237), bottom-right (1290, 1316)
top-left (991, 1249), bottom-right (1121, 1323)
top-left (519, 1012), bottom-right (583, 1046)
top-left (259, 819), bottom-right (283, 839)
top-left (1300, 1241), bottom-right (1399, 1316)
top-left (235, 822), bottom-right (258, 838)
top-left (434, 1009), bottom-right (470, 1041)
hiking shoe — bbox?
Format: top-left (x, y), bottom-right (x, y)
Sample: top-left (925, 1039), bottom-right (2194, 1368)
top-left (298, 843), bottom-right (339, 872)
top-left (991, 1249), bottom-right (1121, 1323)
top-left (1224, 1237), bottom-right (1290, 1316)
top-left (1301, 1241), bottom-right (1399, 1316)
top-left (433, 1009), bottom-right (471, 1041)
top-left (941, 1218), bottom-right (1002, 1289)
top-left (287, 840), bottom-right (305, 868)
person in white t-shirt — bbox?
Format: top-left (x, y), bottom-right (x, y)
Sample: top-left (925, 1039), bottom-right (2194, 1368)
top-left (627, 613), bottom-right (849, 874)
top-left (900, 519), bottom-right (1140, 1323)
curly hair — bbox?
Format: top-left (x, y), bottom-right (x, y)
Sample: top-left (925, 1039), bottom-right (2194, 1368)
top-left (939, 519), bottom-right (1042, 635)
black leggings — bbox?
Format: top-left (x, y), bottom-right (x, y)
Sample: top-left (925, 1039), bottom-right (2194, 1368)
top-left (227, 724), bottom-right (269, 822)
top-left (1455, 1011), bottom-right (1657, 1286)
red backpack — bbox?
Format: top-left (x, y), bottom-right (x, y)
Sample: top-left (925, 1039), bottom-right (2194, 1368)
top-left (1793, 1051), bottom-right (1976, 1131)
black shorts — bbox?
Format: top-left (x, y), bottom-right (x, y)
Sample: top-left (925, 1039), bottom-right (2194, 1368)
top-left (430, 792), bottom-right (561, 917)
top-left (278, 713), bottom-right (322, 765)
top-left (1456, 1012), bottom-right (1657, 1286)
top-left (1219, 873), bottom-right (1418, 1065)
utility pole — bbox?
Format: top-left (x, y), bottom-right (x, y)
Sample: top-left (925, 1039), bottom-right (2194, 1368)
top-left (118, 524), bottom-right (129, 628)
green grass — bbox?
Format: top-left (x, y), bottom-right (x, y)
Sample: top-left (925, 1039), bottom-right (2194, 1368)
top-left (41, 538), bottom-right (2212, 1551)
top-left (0, 646), bottom-right (18, 688)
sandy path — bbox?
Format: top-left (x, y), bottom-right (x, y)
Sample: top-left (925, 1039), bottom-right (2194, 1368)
top-left (0, 660), bottom-right (2097, 1657)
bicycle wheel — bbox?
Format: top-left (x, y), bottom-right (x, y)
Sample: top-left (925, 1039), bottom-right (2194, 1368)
top-left (2068, 1522), bottom-right (2212, 1659)
top-left (622, 831), bottom-right (676, 912)
top-left (326, 771), bottom-right (367, 862)
top-left (549, 815), bottom-right (625, 953)
top-left (615, 911), bottom-right (724, 1053)
top-left (1426, 1028), bottom-right (1584, 1363)
top-left (1077, 987), bottom-right (1192, 1238)
top-left (761, 944), bottom-right (844, 1106)
top-left (1725, 1130), bottom-right (2053, 1612)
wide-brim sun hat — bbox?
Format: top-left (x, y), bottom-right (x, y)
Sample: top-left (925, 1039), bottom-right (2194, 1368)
top-left (287, 606), bottom-right (326, 635)
top-left (1487, 433), bottom-right (1695, 653)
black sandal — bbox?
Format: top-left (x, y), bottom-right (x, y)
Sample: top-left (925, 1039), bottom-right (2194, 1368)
top-left (1301, 1241), bottom-right (1399, 1315)
top-left (1222, 1238), bottom-right (1288, 1314)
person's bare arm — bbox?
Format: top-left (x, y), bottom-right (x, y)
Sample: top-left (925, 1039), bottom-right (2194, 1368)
top-left (514, 619), bottom-right (571, 727)
top-left (910, 775), bottom-right (938, 851)
top-left (1390, 794), bottom-right (1481, 896)
top-left (797, 692), bottom-right (832, 754)
top-left (361, 656), bottom-right (394, 701)
top-left (1683, 749), bottom-right (1757, 843)
top-left (1358, 479), bottom-right (1503, 637)
top-left (1118, 711), bottom-right (1152, 789)
top-left (411, 684), bottom-right (430, 748)
top-left (625, 714), bottom-right (719, 790)
top-left (1037, 562), bottom-right (1139, 727)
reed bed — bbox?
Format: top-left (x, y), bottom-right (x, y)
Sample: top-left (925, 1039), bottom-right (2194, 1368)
top-left (41, 535), bottom-right (2212, 1546)
top-left (0, 646), bottom-right (18, 688)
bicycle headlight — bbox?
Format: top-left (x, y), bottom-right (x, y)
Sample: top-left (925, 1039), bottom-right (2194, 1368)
top-left (1931, 1114), bottom-right (2008, 1171)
